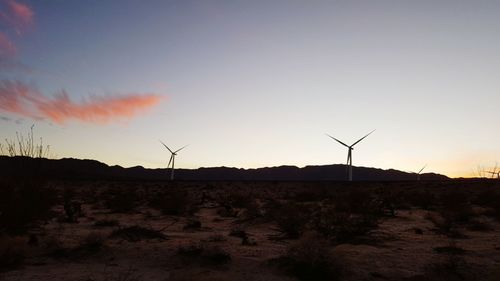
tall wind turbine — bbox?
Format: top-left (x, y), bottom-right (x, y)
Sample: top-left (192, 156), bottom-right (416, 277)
top-left (416, 164), bottom-right (427, 181)
top-left (326, 130), bottom-right (375, 181)
top-left (160, 141), bottom-right (188, 180)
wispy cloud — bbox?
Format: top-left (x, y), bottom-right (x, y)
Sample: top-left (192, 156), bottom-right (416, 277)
top-left (0, 80), bottom-right (164, 124)
top-left (0, 0), bottom-right (33, 71)
top-left (0, 0), bottom-right (34, 34)
top-left (0, 31), bottom-right (15, 57)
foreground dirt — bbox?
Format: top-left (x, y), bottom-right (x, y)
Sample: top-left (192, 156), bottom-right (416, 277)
top-left (1, 180), bottom-right (500, 281)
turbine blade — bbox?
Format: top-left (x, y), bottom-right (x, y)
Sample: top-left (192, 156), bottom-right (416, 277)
top-left (159, 140), bottom-right (174, 154)
top-left (418, 164), bottom-right (427, 174)
top-left (326, 134), bottom-right (349, 148)
top-left (167, 154), bottom-right (173, 169)
top-left (351, 129), bottom-right (376, 147)
top-left (174, 144), bottom-right (189, 153)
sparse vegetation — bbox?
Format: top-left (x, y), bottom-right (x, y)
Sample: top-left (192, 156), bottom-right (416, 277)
top-left (0, 126), bottom-right (56, 234)
top-left (110, 225), bottom-right (167, 242)
top-left (0, 178), bottom-right (498, 280)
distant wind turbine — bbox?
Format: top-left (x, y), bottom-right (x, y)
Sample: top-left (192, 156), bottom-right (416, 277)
top-left (486, 171), bottom-right (500, 179)
top-left (415, 164), bottom-right (427, 181)
top-left (160, 141), bottom-right (188, 180)
top-left (486, 163), bottom-right (499, 179)
top-left (326, 130), bottom-right (375, 181)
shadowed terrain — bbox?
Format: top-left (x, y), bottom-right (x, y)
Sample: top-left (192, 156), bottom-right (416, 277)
top-left (1, 168), bottom-right (500, 280)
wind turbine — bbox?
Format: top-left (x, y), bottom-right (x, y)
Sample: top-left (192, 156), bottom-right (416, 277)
top-left (326, 130), bottom-right (375, 181)
top-left (415, 164), bottom-right (427, 181)
top-left (160, 141), bottom-right (188, 180)
top-left (486, 163), bottom-right (499, 179)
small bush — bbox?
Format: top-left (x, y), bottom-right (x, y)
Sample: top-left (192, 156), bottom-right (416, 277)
top-left (204, 233), bottom-right (226, 242)
top-left (474, 189), bottom-right (500, 220)
top-left (237, 199), bottom-right (262, 221)
top-left (272, 202), bottom-right (309, 239)
top-left (149, 188), bottom-right (195, 215)
top-left (434, 241), bottom-right (466, 255)
top-left (426, 241), bottom-right (468, 281)
top-left (402, 190), bottom-right (436, 210)
top-left (440, 191), bottom-right (473, 223)
top-left (313, 205), bottom-right (380, 244)
top-left (93, 219), bottom-right (120, 227)
top-left (0, 235), bottom-right (27, 271)
top-left (183, 219), bottom-right (202, 230)
top-left (466, 217), bottom-right (493, 231)
top-left (105, 189), bottom-right (139, 213)
top-left (77, 232), bottom-right (105, 254)
top-left (276, 233), bottom-right (341, 281)
top-left (425, 212), bottom-right (462, 238)
top-left (177, 241), bottom-right (231, 265)
top-left (110, 225), bottom-right (167, 242)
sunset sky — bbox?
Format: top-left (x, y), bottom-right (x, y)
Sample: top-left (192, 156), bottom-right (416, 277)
top-left (1, 0), bottom-right (499, 177)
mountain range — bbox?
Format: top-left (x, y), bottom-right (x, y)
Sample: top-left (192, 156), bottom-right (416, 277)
top-left (0, 156), bottom-right (449, 181)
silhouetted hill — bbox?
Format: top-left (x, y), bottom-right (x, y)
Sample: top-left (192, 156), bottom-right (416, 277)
top-left (0, 156), bottom-right (449, 181)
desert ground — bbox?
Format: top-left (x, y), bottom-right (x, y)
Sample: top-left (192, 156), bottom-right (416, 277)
top-left (1, 180), bottom-right (500, 281)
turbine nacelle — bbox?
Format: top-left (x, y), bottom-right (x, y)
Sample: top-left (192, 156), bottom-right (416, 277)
top-left (160, 140), bottom-right (188, 181)
top-left (326, 129), bottom-right (375, 181)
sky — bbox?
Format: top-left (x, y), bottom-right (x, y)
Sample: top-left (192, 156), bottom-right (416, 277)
top-left (1, 0), bottom-right (499, 177)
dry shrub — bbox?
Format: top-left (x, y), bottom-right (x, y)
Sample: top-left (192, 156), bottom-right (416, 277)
top-left (425, 191), bottom-right (475, 237)
top-left (425, 212), bottom-right (462, 238)
top-left (104, 188), bottom-right (139, 213)
top-left (272, 202), bottom-right (309, 239)
top-left (204, 233), bottom-right (226, 242)
top-left (294, 188), bottom-right (325, 202)
top-left (44, 235), bottom-right (69, 258)
top-left (0, 177), bottom-right (56, 234)
top-left (93, 219), bottom-right (120, 227)
top-left (77, 232), bottom-right (105, 254)
top-left (401, 190), bottom-right (436, 210)
top-left (44, 232), bottom-right (104, 260)
top-left (473, 189), bottom-right (500, 220)
top-left (224, 190), bottom-right (253, 208)
top-left (110, 225), bottom-right (167, 242)
top-left (0, 235), bottom-right (27, 271)
top-left (149, 187), bottom-right (195, 215)
top-left (237, 199), bottom-right (262, 221)
top-left (426, 241), bottom-right (468, 281)
top-left (440, 191), bottom-right (474, 223)
top-left (275, 232), bottom-right (341, 281)
top-left (466, 217), bottom-right (493, 231)
top-left (313, 205), bottom-right (379, 244)
top-left (0, 126), bottom-right (56, 234)
top-left (177, 241), bottom-right (231, 265)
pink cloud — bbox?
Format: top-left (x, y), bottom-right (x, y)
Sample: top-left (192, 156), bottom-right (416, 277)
top-left (0, 31), bottom-right (16, 57)
top-left (0, 80), bottom-right (165, 124)
top-left (0, 0), bottom-right (33, 33)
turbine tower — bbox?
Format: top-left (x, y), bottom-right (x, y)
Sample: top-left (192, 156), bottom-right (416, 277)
top-left (160, 141), bottom-right (188, 181)
top-left (416, 164), bottom-right (427, 181)
top-left (326, 130), bottom-right (375, 181)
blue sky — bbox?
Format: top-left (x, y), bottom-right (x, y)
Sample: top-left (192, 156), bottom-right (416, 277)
top-left (1, 0), bottom-right (500, 177)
